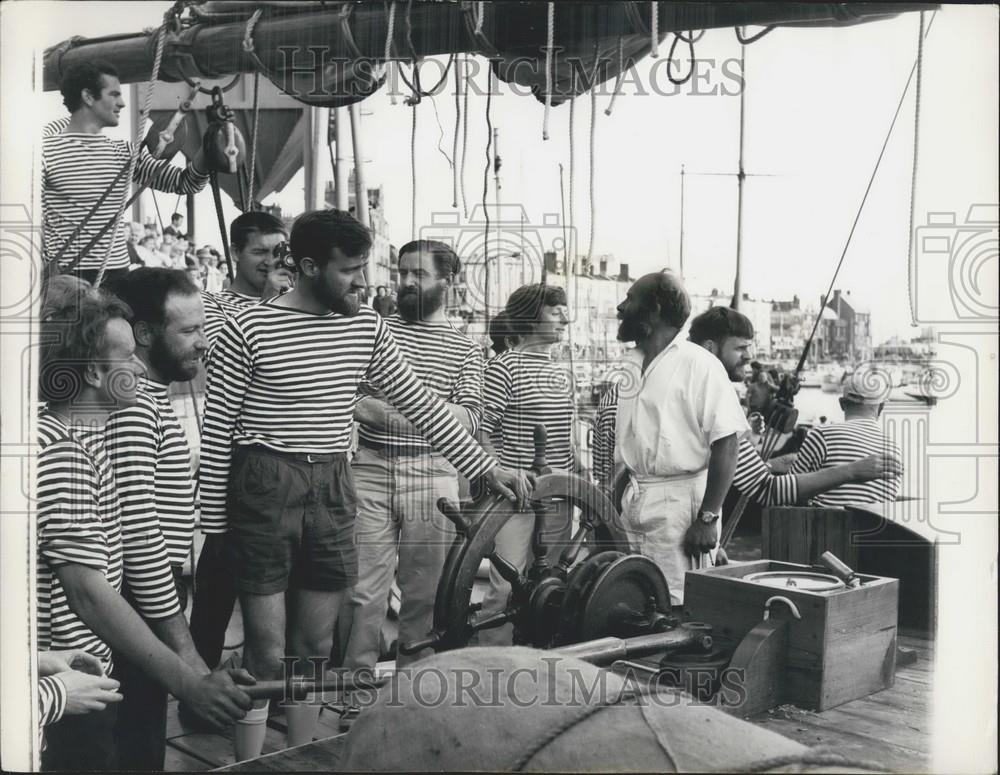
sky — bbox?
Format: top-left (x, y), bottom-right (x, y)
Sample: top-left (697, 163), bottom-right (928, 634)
top-left (24, 2), bottom-right (1000, 343)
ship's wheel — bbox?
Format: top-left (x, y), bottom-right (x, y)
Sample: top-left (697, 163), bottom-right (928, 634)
top-left (401, 428), bottom-right (676, 656)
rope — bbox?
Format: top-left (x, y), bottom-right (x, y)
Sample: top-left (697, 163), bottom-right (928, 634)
top-left (460, 54), bottom-right (471, 218)
top-left (568, 96), bottom-right (575, 263)
top-left (150, 190), bottom-right (165, 232)
top-left (399, 56), bottom-right (455, 101)
top-left (907, 11), bottom-right (926, 325)
top-left (96, 14), bottom-right (168, 287)
top-left (248, 71), bottom-right (261, 207)
top-left (542, 1), bottom-right (555, 140)
top-left (411, 101), bottom-right (418, 239)
top-left (513, 701), bottom-right (615, 771)
top-left (586, 81), bottom-right (596, 266)
top-left (475, 1), bottom-right (486, 34)
top-left (739, 751), bottom-right (890, 773)
top-left (429, 92), bottom-right (453, 168)
top-left (385, 1), bottom-right (398, 105)
top-left (796, 9), bottom-right (938, 374)
top-left (667, 32), bottom-right (696, 85)
top-left (452, 54), bottom-right (461, 208)
top-left (735, 25), bottom-right (775, 45)
top-left (482, 66), bottom-right (494, 324)
top-left (650, 1), bottom-right (659, 57)
top-left (604, 37), bottom-right (625, 116)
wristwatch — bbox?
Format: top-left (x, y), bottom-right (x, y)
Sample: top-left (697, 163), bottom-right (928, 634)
top-left (698, 510), bottom-right (721, 525)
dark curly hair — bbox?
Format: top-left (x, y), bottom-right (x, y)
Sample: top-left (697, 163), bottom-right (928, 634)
top-left (488, 309), bottom-right (518, 354)
top-left (397, 240), bottom-right (461, 279)
top-left (504, 283), bottom-right (567, 337)
top-left (104, 268), bottom-right (199, 328)
top-left (289, 209), bottom-right (372, 266)
top-left (60, 61), bottom-right (120, 113)
top-left (688, 306), bottom-right (754, 347)
top-left (39, 287), bottom-right (132, 403)
top-left (230, 210), bottom-right (287, 252)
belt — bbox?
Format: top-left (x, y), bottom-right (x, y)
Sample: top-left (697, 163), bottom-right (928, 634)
top-left (628, 469), bottom-right (707, 486)
top-left (243, 444), bottom-right (341, 464)
top-left (358, 437), bottom-right (433, 458)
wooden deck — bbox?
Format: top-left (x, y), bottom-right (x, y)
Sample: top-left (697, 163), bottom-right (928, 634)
top-left (163, 630), bottom-right (933, 772)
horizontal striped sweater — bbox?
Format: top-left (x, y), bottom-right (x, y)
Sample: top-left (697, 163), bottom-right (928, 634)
top-left (37, 413), bottom-right (123, 673)
top-left (42, 117), bottom-right (208, 272)
top-left (198, 303), bottom-right (495, 532)
top-left (790, 418), bottom-right (902, 507)
top-left (105, 378), bottom-right (197, 619)
top-left (358, 314), bottom-right (484, 451)
top-left (482, 349), bottom-right (574, 471)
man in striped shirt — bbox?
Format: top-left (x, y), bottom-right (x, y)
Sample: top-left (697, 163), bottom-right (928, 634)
top-left (477, 284), bottom-right (575, 645)
top-left (592, 307), bottom-right (901, 513)
top-left (37, 288), bottom-right (252, 770)
top-left (43, 61), bottom-right (210, 285)
top-left (103, 268), bottom-right (222, 768)
top-left (191, 211), bottom-right (292, 674)
top-left (339, 240), bottom-right (483, 669)
top-left (199, 210), bottom-right (530, 757)
top-left (790, 371), bottom-right (904, 506)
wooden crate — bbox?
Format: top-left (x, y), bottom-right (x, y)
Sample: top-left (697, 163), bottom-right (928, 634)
top-left (762, 505), bottom-right (936, 631)
top-left (683, 560), bottom-right (899, 711)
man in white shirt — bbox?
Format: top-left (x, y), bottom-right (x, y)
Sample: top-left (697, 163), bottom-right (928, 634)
top-left (613, 272), bottom-right (748, 605)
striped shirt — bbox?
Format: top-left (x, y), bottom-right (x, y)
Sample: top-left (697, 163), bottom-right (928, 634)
top-left (198, 303), bottom-right (495, 532)
top-left (42, 117), bottom-right (209, 272)
top-left (39, 676), bottom-right (67, 728)
top-left (482, 349), bottom-right (574, 471)
top-left (105, 377), bottom-right (196, 620)
top-left (790, 418), bottom-right (903, 507)
top-left (202, 289), bottom-right (258, 351)
top-left (358, 315), bottom-right (483, 450)
top-left (592, 385), bottom-right (798, 505)
top-left (37, 413), bottom-right (124, 673)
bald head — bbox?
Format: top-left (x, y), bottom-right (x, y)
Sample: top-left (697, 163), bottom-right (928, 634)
top-left (616, 271), bottom-right (691, 344)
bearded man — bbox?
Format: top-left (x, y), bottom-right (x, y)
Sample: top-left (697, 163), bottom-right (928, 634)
top-left (339, 240), bottom-right (484, 669)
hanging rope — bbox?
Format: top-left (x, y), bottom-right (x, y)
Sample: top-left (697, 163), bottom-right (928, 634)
top-left (428, 92), bottom-right (453, 168)
top-left (735, 25), bottom-right (776, 45)
top-left (475, 1), bottom-right (486, 34)
top-left (542, 1), bottom-right (555, 140)
top-left (605, 37), bottom-right (625, 116)
top-left (411, 101), bottom-right (418, 239)
top-left (586, 79), bottom-right (597, 266)
top-left (150, 190), bottom-right (165, 233)
top-left (795, 10), bottom-right (938, 375)
top-left (399, 56), bottom-right (455, 102)
top-left (385, 1), bottom-right (398, 105)
top-left (568, 96), bottom-right (575, 264)
top-left (460, 54), bottom-right (471, 218)
top-left (907, 11), bottom-right (926, 325)
top-left (667, 32), bottom-right (696, 85)
top-left (650, 1), bottom-right (659, 57)
top-left (452, 54), bottom-right (461, 208)
top-left (248, 71), bottom-right (261, 207)
top-left (482, 65), bottom-right (494, 324)
top-left (96, 14), bottom-right (170, 287)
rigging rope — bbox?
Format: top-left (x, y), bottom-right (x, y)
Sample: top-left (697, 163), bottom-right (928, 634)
top-left (735, 25), bottom-right (775, 45)
top-left (411, 101), bottom-right (418, 239)
top-left (797, 9), bottom-right (938, 374)
top-left (604, 37), bottom-right (625, 116)
top-left (667, 32), bottom-right (696, 85)
top-left (568, 96), bottom-right (575, 264)
top-left (96, 13), bottom-right (169, 287)
top-left (650, 1), bottom-right (659, 58)
top-left (460, 54), bottom-right (471, 218)
top-left (429, 92), bottom-right (453, 169)
top-left (907, 11), bottom-right (926, 325)
top-left (385, 1), bottom-right (398, 105)
top-left (452, 54), bottom-right (461, 208)
top-left (542, 1), bottom-right (555, 140)
top-left (248, 71), bottom-right (261, 207)
top-left (587, 81), bottom-right (596, 266)
top-left (482, 65), bottom-right (494, 325)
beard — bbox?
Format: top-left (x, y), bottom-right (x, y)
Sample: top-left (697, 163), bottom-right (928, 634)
top-left (397, 284), bottom-right (445, 322)
top-left (726, 362), bottom-right (746, 382)
top-left (149, 335), bottom-right (201, 383)
top-left (617, 314), bottom-right (652, 344)
top-left (316, 282), bottom-right (361, 316)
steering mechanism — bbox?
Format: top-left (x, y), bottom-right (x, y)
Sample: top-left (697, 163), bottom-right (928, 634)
top-left (402, 426), bottom-right (711, 657)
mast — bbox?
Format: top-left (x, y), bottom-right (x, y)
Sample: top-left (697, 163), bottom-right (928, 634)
top-left (679, 164), bottom-right (685, 278)
top-left (733, 43), bottom-right (746, 311)
top-left (333, 107), bottom-right (349, 210)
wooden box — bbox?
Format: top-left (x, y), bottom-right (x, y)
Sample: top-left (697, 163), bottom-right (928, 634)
top-left (762, 505), bottom-right (937, 631)
top-left (683, 560), bottom-right (899, 711)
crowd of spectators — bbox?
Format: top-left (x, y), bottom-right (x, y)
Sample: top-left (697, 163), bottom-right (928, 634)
top-left (125, 215), bottom-right (227, 292)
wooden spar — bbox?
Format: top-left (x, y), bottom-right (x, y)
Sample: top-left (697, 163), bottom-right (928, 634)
top-left (303, 106), bottom-right (325, 210)
top-left (42, 3), bottom-right (935, 92)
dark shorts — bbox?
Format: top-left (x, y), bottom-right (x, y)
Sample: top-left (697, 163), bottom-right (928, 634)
top-left (227, 445), bottom-right (358, 595)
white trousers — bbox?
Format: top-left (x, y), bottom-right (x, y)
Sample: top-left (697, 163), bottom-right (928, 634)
top-left (620, 469), bottom-right (717, 606)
